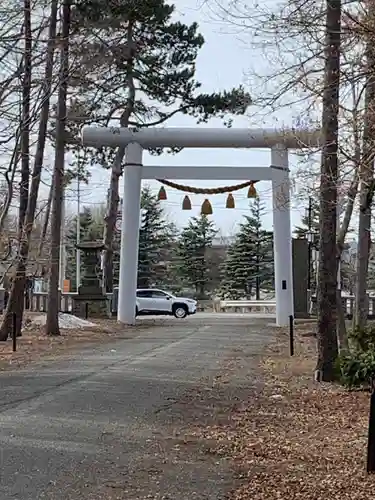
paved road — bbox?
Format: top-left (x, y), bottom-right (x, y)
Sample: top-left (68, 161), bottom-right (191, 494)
top-left (0, 314), bottom-right (273, 499)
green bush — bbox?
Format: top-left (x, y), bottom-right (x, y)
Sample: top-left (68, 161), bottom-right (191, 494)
top-left (337, 324), bottom-right (375, 389)
top-left (349, 324), bottom-right (375, 352)
top-left (338, 349), bottom-right (375, 389)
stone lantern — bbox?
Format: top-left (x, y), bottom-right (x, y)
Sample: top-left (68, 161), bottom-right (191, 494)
top-left (72, 241), bottom-right (108, 318)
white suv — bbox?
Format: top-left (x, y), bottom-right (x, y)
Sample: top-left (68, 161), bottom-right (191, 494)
top-left (135, 289), bottom-right (197, 319)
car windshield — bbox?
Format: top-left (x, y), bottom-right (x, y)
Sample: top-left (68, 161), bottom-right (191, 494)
top-left (164, 291), bottom-right (175, 298)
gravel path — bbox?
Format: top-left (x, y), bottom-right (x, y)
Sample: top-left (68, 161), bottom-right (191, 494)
top-left (0, 314), bottom-right (273, 499)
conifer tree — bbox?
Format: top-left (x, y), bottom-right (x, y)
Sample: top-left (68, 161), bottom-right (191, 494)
top-left (174, 214), bottom-right (217, 298)
top-left (219, 198), bottom-right (273, 299)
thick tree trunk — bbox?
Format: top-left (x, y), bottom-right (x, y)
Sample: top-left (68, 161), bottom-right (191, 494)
top-left (16, 0), bottom-right (32, 336)
top-left (315, 0), bottom-right (341, 382)
top-left (0, 0), bottom-right (58, 341)
top-left (45, 0), bottom-right (71, 336)
top-left (103, 153), bottom-right (122, 292)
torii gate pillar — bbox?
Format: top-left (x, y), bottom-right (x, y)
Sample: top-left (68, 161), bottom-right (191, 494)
top-left (271, 145), bottom-right (294, 326)
top-left (117, 143), bottom-right (143, 325)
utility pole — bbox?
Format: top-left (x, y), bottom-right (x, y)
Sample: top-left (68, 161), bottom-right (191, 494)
top-left (76, 177), bottom-right (81, 291)
top-left (59, 187), bottom-right (66, 291)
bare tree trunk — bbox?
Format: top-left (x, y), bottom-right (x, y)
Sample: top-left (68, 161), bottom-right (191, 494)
top-left (354, 17), bottom-right (375, 329)
top-left (0, 0), bottom-right (58, 341)
top-left (336, 289), bottom-right (348, 349)
top-left (15, 0), bottom-right (32, 336)
top-left (336, 171), bottom-right (358, 352)
top-left (0, 143), bottom-right (20, 234)
top-left (103, 157), bottom-right (122, 293)
top-left (45, 0), bottom-right (71, 336)
top-left (315, 0), bottom-right (341, 382)
top-left (37, 182), bottom-right (53, 264)
top-left (0, 0), bottom-right (33, 340)
top-left (18, 0), bottom-right (31, 234)
top-left (102, 21), bottom-right (136, 292)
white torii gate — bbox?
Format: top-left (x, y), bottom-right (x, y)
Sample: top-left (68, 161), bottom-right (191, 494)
top-left (81, 126), bottom-right (320, 327)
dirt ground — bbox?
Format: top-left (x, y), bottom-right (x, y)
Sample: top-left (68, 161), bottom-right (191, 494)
top-left (178, 322), bottom-right (375, 499)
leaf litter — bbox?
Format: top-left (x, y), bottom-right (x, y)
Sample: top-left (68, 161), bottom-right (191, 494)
top-left (184, 323), bottom-right (375, 499)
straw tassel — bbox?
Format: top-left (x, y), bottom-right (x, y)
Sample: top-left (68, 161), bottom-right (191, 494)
top-left (182, 195), bottom-right (192, 210)
top-left (158, 186), bottom-right (167, 200)
top-left (201, 199), bottom-right (213, 215)
top-left (226, 193), bottom-right (235, 209)
top-left (247, 182), bottom-right (257, 198)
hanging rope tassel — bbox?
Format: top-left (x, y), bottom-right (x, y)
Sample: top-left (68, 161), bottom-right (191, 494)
top-left (226, 193), bottom-right (235, 209)
top-left (158, 186), bottom-right (167, 200)
top-left (182, 195), bottom-right (192, 210)
top-left (247, 182), bottom-right (257, 198)
top-left (201, 199), bottom-right (213, 215)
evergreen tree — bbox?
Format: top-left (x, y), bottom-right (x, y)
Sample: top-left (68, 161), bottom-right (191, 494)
top-left (72, 0), bottom-right (250, 132)
top-left (137, 186), bottom-right (176, 288)
top-left (219, 198), bottom-right (274, 299)
top-left (174, 215), bottom-right (217, 299)
top-left (70, 0), bottom-right (251, 291)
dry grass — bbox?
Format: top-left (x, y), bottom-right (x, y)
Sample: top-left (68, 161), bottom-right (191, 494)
top-left (193, 323), bottom-right (375, 499)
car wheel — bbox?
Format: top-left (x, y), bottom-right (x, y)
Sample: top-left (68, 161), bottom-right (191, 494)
top-left (173, 304), bottom-right (188, 319)
top-left (135, 306), bottom-right (139, 317)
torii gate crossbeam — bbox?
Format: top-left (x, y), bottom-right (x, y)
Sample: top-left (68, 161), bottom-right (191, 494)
top-left (81, 126), bottom-right (320, 327)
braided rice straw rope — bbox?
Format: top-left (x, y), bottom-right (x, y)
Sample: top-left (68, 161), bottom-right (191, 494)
top-left (157, 179), bottom-right (257, 195)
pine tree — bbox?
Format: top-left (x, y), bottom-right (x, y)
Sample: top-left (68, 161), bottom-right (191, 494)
top-left (219, 198), bottom-right (274, 300)
top-left (137, 186), bottom-right (176, 288)
top-left (70, 0), bottom-right (251, 291)
top-left (174, 215), bottom-right (217, 299)
top-left (251, 198), bottom-right (274, 298)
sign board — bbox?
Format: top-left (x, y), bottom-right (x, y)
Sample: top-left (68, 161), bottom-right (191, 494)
top-left (63, 279), bottom-right (70, 293)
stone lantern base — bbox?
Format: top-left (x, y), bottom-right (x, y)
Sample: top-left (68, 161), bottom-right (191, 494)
top-left (72, 241), bottom-right (109, 319)
top-left (73, 297), bottom-right (109, 319)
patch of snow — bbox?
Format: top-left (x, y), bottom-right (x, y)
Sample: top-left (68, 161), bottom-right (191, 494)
top-left (31, 313), bottom-right (97, 329)
top-left (270, 394), bottom-right (284, 400)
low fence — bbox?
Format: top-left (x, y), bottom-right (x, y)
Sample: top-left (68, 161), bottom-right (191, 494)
top-left (312, 295), bottom-right (375, 319)
top-left (1, 289), bottom-right (374, 319)
top-left (216, 296), bottom-right (375, 318)
top-left (28, 291), bottom-right (75, 313)
top-left (217, 299), bottom-right (276, 313)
